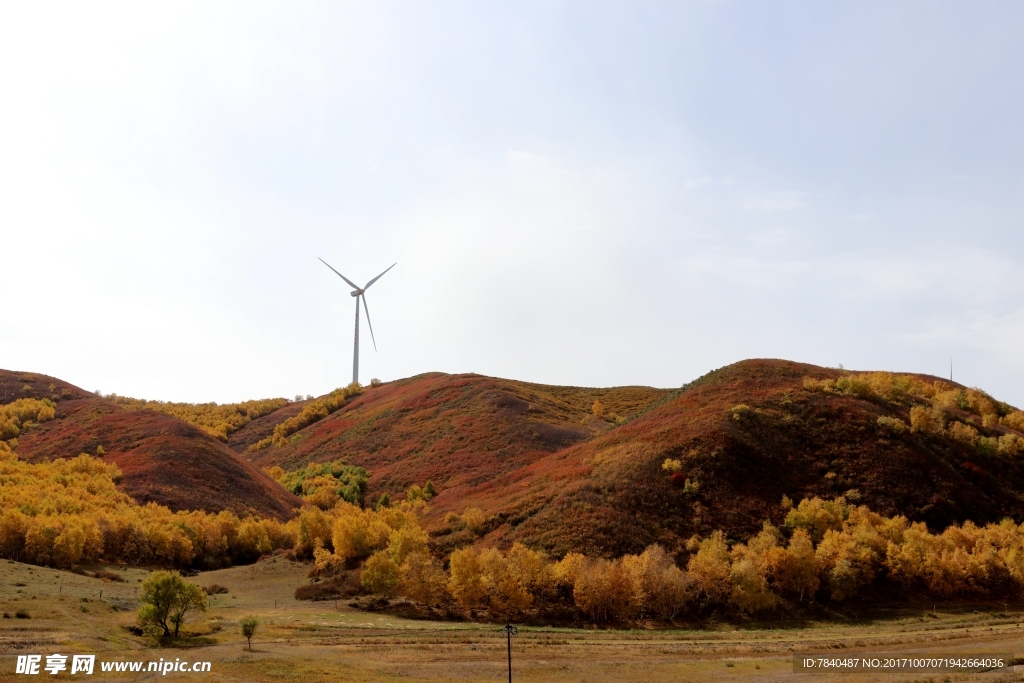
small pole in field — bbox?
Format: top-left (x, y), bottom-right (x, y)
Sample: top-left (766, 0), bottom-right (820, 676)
top-left (501, 620), bottom-right (518, 683)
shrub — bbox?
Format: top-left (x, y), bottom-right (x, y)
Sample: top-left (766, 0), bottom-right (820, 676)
top-left (112, 396), bottom-right (287, 442)
top-left (93, 570), bottom-right (125, 582)
top-left (15, 609), bottom-right (30, 619)
top-left (730, 404), bottom-right (753, 420)
top-left (406, 485), bottom-right (428, 501)
top-left (1003, 411), bottom-right (1024, 433)
top-left (0, 398), bottom-right (57, 440)
top-left (204, 584), bottom-right (229, 595)
top-left (977, 437), bottom-right (999, 457)
top-left (661, 458), bottom-right (682, 473)
top-left (279, 459), bottom-right (369, 509)
top-left (461, 508), bottom-right (487, 535)
top-left (948, 421), bottom-right (980, 447)
top-left (248, 385), bottom-right (362, 451)
top-left (294, 581), bottom-right (343, 601)
top-left (910, 405), bottom-right (945, 434)
top-left (998, 435), bottom-right (1024, 457)
top-left (876, 416), bottom-right (907, 434)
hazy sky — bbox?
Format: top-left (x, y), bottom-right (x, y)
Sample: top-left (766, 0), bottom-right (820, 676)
top-left (2, 2), bottom-right (1023, 404)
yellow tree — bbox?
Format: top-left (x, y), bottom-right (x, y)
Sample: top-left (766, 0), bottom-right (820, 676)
top-left (448, 547), bottom-right (487, 610)
top-left (687, 531), bottom-right (732, 606)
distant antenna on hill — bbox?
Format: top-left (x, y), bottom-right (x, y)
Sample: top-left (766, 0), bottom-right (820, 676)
top-left (950, 356), bottom-right (953, 382)
top-left (319, 258), bottom-right (396, 385)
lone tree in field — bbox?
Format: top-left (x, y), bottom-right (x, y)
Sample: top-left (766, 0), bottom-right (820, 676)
top-left (240, 616), bottom-right (259, 650)
top-left (137, 571), bottom-right (207, 638)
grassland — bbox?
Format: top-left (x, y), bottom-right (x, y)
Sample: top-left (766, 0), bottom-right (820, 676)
top-left (3, 557), bottom-right (1024, 682)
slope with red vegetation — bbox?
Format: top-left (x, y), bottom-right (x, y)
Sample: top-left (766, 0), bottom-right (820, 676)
top-left (11, 360), bottom-right (1024, 561)
top-left (464, 360), bottom-right (1024, 557)
top-left (0, 369), bottom-right (93, 404)
top-left (2, 369), bottom-right (301, 521)
top-left (237, 372), bottom-right (670, 499)
top-left (234, 360), bottom-right (1024, 560)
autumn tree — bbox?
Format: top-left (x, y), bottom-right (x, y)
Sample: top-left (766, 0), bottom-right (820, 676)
top-left (448, 546), bottom-right (488, 610)
top-left (240, 616), bottom-right (259, 650)
top-left (573, 558), bottom-right (633, 622)
top-left (137, 571), bottom-right (207, 638)
top-left (361, 550), bottom-right (400, 597)
top-left (687, 531), bottom-right (732, 606)
top-left (398, 551), bottom-right (448, 605)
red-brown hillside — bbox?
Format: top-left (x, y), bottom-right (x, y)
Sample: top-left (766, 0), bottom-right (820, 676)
top-left (0, 369), bottom-right (94, 404)
top-left (233, 360), bottom-right (1024, 560)
top-left (238, 372), bottom-right (670, 497)
top-left (2, 369), bottom-right (301, 521)
top-left (459, 360), bottom-right (1024, 557)
top-left (11, 360), bottom-right (1024, 561)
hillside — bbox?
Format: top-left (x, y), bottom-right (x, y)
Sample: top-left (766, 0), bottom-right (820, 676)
top-left (230, 360), bottom-right (1024, 559)
top-left (7, 360), bottom-right (1024, 562)
top-left (1, 369), bottom-right (302, 520)
top-left (464, 360), bottom-right (1024, 557)
top-left (236, 372), bottom-right (670, 497)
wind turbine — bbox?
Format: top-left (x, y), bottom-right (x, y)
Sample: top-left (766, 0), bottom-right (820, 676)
top-left (319, 258), bottom-right (396, 385)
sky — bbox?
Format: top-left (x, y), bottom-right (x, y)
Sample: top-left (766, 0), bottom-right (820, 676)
top-left (1, 2), bottom-right (1022, 404)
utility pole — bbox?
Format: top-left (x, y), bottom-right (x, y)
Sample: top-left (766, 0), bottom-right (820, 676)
top-left (501, 620), bottom-right (518, 683)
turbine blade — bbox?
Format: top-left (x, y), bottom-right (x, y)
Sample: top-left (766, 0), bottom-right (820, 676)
top-left (363, 262), bottom-right (396, 290)
top-left (361, 294), bottom-right (377, 351)
top-left (318, 257), bottom-right (361, 291)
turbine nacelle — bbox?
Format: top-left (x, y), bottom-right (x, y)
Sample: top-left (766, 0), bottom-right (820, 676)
top-left (350, 290), bottom-right (361, 297)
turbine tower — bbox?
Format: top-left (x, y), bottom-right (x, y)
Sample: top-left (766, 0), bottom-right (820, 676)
top-left (319, 258), bottom-right (396, 385)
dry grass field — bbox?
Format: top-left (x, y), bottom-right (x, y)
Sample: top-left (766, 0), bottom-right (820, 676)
top-left (3, 557), bottom-right (1024, 683)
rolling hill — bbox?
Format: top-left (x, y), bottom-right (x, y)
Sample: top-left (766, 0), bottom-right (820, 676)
top-left (236, 372), bottom-right (670, 495)
top-left (235, 361), bottom-right (1024, 558)
top-left (5, 360), bottom-right (1024, 561)
top-left (1, 369), bottom-right (302, 520)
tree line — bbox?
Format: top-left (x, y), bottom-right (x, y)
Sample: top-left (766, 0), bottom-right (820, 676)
top-left (9, 419), bottom-right (1024, 623)
top-left (248, 383), bottom-right (363, 451)
top-left (803, 372), bottom-right (1024, 457)
top-left (298, 493), bottom-right (1024, 622)
top-left (110, 396), bottom-right (288, 442)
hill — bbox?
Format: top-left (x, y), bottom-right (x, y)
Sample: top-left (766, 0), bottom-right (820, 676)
top-left (1, 369), bottom-right (302, 520)
top-left (231, 360), bottom-right (1024, 559)
top-left (236, 372), bottom-right (670, 498)
top-left (7, 360), bottom-right (1024, 561)
top-left (465, 360), bottom-right (1024, 557)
